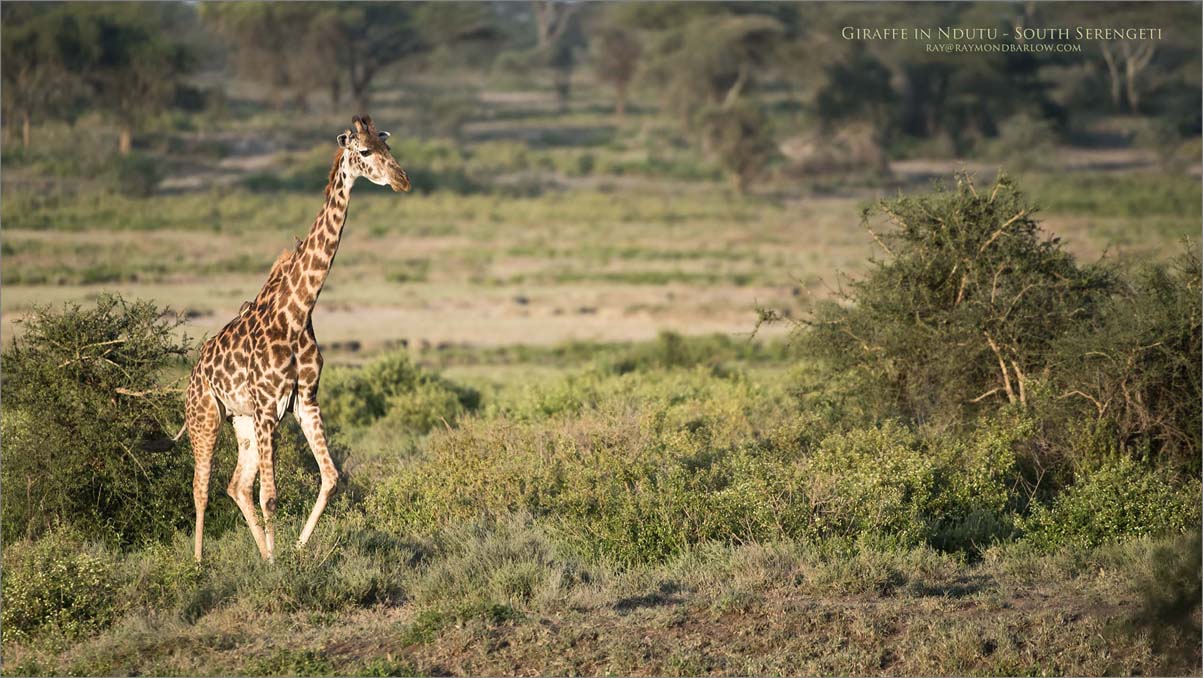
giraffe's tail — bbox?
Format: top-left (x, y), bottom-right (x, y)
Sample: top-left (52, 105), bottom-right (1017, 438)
top-left (172, 422), bottom-right (187, 442)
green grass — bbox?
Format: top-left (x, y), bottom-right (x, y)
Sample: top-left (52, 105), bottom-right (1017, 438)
top-left (1026, 171), bottom-right (1202, 218)
top-left (3, 329), bottom-right (1199, 675)
top-left (2, 520), bottom-right (1196, 676)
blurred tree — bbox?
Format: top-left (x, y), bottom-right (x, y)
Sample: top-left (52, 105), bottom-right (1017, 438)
top-left (205, 3), bottom-right (495, 113)
top-left (0, 4), bottom-right (83, 148)
top-left (815, 48), bottom-right (897, 174)
top-left (529, 1), bottom-right (584, 112)
top-left (78, 5), bottom-right (194, 155)
top-left (698, 100), bottom-right (777, 193)
top-left (4, 4), bottom-right (195, 155)
top-left (322, 3), bottom-right (491, 113)
top-left (645, 12), bottom-right (785, 119)
top-left (590, 19), bottom-right (641, 117)
top-left (532, 0), bottom-right (580, 51)
top-left (200, 3), bottom-right (323, 110)
top-left (1067, 3), bottom-right (1199, 114)
top-left (606, 4), bottom-right (788, 190)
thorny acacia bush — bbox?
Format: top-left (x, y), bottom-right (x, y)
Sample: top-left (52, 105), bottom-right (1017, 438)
top-left (802, 173), bottom-right (1115, 428)
top-left (1045, 248), bottom-right (1202, 472)
top-left (0, 295), bottom-right (362, 547)
top-left (1, 295), bottom-right (193, 546)
top-left (799, 174), bottom-right (1200, 474)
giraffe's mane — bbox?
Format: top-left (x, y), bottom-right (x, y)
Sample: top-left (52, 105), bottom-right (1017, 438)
top-left (251, 249), bottom-right (295, 307)
top-left (326, 146), bottom-right (345, 198)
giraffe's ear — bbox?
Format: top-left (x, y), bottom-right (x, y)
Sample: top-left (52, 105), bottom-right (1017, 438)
top-left (377, 131), bottom-right (390, 141)
top-left (336, 133), bottom-right (349, 148)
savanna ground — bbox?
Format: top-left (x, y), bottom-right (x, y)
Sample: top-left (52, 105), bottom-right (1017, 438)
top-left (2, 69), bottom-right (1201, 676)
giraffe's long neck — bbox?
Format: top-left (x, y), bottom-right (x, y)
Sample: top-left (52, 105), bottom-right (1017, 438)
top-left (273, 150), bottom-right (353, 336)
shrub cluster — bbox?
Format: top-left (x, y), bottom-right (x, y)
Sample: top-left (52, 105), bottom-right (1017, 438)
top-left (1, 514), bottom-right (422, 644)
top-left (800, 174), bottom-right (1200, 473)
top-left (802, 173), bottom-right (1115, 427)
top-left (366, 367), bottom-right (1032, 565)
top-left (1, 295), bottom-right (192, 545)
top-left (1019, 457), bottom-right (1200, 551)
top-left (1, 529), bottom-right (121, 641)
top-left (319, 352), bottom-right (480, 433)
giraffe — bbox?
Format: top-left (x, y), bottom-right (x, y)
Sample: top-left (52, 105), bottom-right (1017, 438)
top-left (185, 115), bottom-right (409, 562)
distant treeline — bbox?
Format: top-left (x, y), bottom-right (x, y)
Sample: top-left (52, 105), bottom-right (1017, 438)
top-left (3, 2), bottom-right (1199, 181)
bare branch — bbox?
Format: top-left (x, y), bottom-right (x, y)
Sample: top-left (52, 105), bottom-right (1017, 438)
top-left (984, 332), bottom-right (1016, 403)
top-left (1060, 389), bottom-right (1107, 417)
top-left (978, 210), bottom-right (1030, 254)
top-left (969, 387), bottom-right (1004, 403)
top-left (866, 224), bottom-right (895, 257)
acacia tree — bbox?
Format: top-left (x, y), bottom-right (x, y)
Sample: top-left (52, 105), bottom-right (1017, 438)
top-left (0, 5), bottom-right (80, 149)
top-left (81, 6), bottom-right (193, 155)
top-left (625, 8), bottom-right (786, 191)
top-left (642, 13), bottom-right (785, 119)
top-left (698, 101), bottom-right (777, 193)
top-left (200, 4), bottom-right (324, 110)
top-left (802, 174), bottom-right (1116, 426)
top-left (815, 48), bottom-right (898, 175)
top-left (526, 1), bottom-right (583, 112)
top-left (590, 22), bottom-right (641, 117)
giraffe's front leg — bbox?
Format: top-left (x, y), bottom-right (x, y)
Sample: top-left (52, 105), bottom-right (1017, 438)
top-left (295, 390), bottom-right (340, 547)
top-left (254, 414), bottom-right (279, 561)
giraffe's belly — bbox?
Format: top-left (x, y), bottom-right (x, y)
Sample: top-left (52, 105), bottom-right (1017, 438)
top-left (213, 377), bottom-right (297, 421)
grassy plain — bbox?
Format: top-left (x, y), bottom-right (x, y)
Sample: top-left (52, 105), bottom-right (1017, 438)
top-left (1, 75), bottom-right (1200, 676)
top-left (2, 79), bottom-right (1198, 357)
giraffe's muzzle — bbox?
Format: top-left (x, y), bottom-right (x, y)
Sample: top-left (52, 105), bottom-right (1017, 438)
top-left (390, 166), bottom-right (411, 193)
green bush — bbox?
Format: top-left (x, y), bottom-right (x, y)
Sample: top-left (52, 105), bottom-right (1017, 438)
top-left (0, 295), bottom-right (192, 546)
top-left (366, 368), bottom-right (800, 565)
top-left (111, 152), bottom-right (164, 197)
top-left (698, 100), bottom-right (778, 193)
top-left (987, 113), bottom-right (1058, 170)
top-left (1046, 246), bottom-right (1202, 471)
top-left (319, 351), bottom-right (479, 432)
top-left (1, 529), bottom-right (122, 641)
top-left (1020, 456), bottom-right (1200, 551)
top-left (800, 174), bottom-right (1115, 427)
top-left (367, 367), bottom-right (1024, 565)
top-left (806, 418), bottom-right (1022, 551)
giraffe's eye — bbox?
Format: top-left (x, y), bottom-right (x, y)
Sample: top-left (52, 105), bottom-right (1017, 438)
top-left (359, 150), bottom-right (371, 158)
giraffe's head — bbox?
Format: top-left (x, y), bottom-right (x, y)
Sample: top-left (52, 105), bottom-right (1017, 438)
top-left (337, 115), bottom-right (410, 192)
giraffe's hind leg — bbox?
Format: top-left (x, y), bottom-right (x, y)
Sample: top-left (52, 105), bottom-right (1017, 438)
top-left (186, 376), bottom-right (223, 562)
top-left (254, 413), bottom-right (279, 561)
top-left (229, 415), bottom-right (271, 560)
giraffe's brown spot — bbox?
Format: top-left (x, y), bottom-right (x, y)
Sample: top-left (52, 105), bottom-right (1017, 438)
top-left (270, 343), bottom-right (291, 364)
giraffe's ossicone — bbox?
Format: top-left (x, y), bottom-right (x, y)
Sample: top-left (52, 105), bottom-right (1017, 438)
top-left (185, 115), bottom-right (409, 562)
